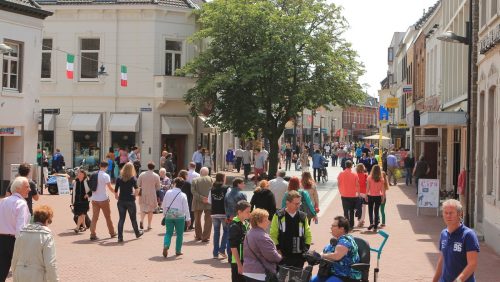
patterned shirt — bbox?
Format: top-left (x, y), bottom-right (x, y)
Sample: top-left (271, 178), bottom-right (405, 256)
top-left (323, 235), bottom-right (362, 280)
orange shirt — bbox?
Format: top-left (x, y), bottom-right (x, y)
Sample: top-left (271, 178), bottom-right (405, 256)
top-left (367, 175), bottom-right (385, 196)
top-left (337, 168), bottom-right (359, 197)
top-left (357, 172), bottom-right (367, 194)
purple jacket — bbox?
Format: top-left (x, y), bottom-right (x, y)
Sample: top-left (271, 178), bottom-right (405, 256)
top-left (243, 227), bottom-right (282, 275)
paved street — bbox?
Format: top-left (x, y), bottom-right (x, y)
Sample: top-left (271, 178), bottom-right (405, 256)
top-left (5, 165), bottom-right (500, 281)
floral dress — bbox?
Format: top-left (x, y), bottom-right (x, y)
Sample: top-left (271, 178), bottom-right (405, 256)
top-left (322, 234), bottom-right (362, 280)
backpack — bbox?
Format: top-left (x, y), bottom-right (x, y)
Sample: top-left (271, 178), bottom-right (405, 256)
top-left (88, 171), bottom-right (99, 192)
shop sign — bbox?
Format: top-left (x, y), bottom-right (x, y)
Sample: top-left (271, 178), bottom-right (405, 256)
top-left (417, 179), bottom-right (440, 217)
top-left (386, 97), bottom-right (399, 109)
top-left (403, 84), bottom-right (413, 94)
top-left (56, 177), bottom-right (71, 195)
top-left (479, 24), bottom-right (500, 54)
top-left (0, 127), bottom-right (21, 136)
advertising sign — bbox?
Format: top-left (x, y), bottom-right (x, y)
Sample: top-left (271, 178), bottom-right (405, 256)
top-left (386, 97), bottom-right (399, 108)
top-left (417, 178), bottom-right (440, 216)
top-left (0, 127), bottom-right (22, 136)
top-left (56, 177), bottom-right (71, 195)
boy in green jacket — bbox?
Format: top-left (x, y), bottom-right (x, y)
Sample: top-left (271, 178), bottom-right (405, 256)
top-left (228, 200), bottom-right (251, 282)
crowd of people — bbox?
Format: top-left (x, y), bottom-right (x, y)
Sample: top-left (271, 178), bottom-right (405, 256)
top-left (0, 140), bottom-right (480, 282)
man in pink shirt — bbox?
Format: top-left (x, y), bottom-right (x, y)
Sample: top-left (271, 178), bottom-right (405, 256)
top-left (0, 177), bottom-right (30, 281)
top-left (337, 160), bottom-right (359, 230)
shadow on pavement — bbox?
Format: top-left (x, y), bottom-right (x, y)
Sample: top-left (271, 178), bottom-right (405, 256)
top-left (148, 255), bottom-right (180, 262)
top-left (192, 258), bottom-right (231, 269)
top-left (57, 231), bottom-right (81, 237)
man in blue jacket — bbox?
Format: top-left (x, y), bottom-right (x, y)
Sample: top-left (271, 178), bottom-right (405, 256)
top-left (312, 150), bottom-right (326, 182)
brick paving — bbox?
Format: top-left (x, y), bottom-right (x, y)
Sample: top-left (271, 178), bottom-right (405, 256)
top-left (5, 164), bottom-right (500, 281)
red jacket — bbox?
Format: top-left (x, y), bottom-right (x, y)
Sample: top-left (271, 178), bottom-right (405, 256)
top-left (457, 169), bottom-right (466, 195)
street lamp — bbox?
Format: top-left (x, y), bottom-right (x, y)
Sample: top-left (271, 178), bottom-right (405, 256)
top-left (351, 122), bottom-right (357, 143)
top-left (331, 118), bottom-right (337, 142)
top-left (437, 0), bottom-right (472, 227)
top-left (319, 116), bottom-right (325, 148)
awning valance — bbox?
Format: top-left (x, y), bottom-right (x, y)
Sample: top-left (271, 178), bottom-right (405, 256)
top-left (161, 116), bottom-right (193, 135)
top-left (69, 114), bottom-right (101, 131)
top-left (109, 114), bottom-right (140, 132)
top-left (419, 111), bottom-right (467, 128)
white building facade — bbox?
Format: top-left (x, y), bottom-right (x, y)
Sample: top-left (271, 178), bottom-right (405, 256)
top-left (0, 0), bottom-right (51, 191)
top-left (36, 0), bottom-right (217, 172)
top-left (476, 0), bottom-right (500, 255)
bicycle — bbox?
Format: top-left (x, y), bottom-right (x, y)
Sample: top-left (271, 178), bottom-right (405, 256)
top-left (321, 160), bottom-right (329, 183)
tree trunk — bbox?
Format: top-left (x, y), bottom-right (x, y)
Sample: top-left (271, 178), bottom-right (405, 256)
top-left (267, 134), bottom-right (280, 180)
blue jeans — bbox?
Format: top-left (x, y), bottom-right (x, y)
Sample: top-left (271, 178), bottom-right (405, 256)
top-left (164, 217), bottom-right (185, 253)
top-left (212, 217), bottom-right (228, 257)
top-left (405, 168), bottom-right (412, 185)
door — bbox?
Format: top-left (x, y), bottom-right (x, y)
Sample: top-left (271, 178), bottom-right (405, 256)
top-left (424, 142), bottom-right (438, 179)
top-left (161, 134), bottom-right (186, 175)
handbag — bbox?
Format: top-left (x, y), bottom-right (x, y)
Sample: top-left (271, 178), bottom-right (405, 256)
top-left (245, 236), bottom-right (279, 282)
top-left (161, 191), bottom-right (181, 226)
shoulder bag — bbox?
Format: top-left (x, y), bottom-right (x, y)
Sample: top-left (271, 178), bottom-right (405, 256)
top-left (161, 191), bottom-right (181, 226)
top-left (245, 236), bottom-right (278, 282)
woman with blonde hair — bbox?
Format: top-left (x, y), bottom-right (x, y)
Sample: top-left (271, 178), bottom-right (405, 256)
top-left (243, 208), bottom-right (282, 281)
top-left (301, 171), bottom-right (319, 217)
top-left (250, 180), bottom-right (276, 221)
top-left (11, 205), bottom-right (59, 281)
top-left (366, 165), bottom-right (386, 232)
top-left (114, 162), bottom-right (143, 242)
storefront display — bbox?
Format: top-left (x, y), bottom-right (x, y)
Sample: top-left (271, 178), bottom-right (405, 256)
top-left (73, 131), bottom-right (100, 171)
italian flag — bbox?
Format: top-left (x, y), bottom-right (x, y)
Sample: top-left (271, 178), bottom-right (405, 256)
top-left (120, 65), bottom-right (127, 87)
top-left (66, 54), bottom-right (74, 79)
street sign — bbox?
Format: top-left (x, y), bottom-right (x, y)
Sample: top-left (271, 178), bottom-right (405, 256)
top-left (417, 178), bottom-right (440, 216)
top-left (386, 97), bottom-right (399, 108)
top-left (42, 108), bottom-right (60, 115)
top-left (403, 84), bottom-right (413, 94)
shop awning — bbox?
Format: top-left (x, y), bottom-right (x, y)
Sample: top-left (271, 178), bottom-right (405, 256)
top-left (69, 114), bottom-right (102, 131)
top-left (109, 114), bottom-right (140, 132)
top-left (43, 114), bottom-right (55, 131)
top-left (161, 116), bottom-right (194, 135)
top-left (419, 111), bottom-right (467, 128)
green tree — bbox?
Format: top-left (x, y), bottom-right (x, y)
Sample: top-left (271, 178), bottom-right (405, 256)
top-left (180, 0), bottom-right (365, 178)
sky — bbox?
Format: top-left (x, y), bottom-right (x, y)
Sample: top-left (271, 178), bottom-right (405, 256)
top-left (331, 0), bottom-right (438, 97)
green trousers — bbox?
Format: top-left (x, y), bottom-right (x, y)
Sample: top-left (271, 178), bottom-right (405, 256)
top-left (164, 217), bottom-right (185, 253)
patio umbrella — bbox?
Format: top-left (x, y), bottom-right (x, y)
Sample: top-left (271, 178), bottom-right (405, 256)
top-left (363, 134), bottom-right (390, 140)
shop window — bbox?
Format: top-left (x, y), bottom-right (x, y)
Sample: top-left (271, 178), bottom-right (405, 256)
top-left (41, 38), bottom-right (52, 79)
top-left (80, 38), bottom-right (100, 79)
top-left (73, 131), bottom-right (101, 171)
top-left (2, 41), bottom-right (22, 91)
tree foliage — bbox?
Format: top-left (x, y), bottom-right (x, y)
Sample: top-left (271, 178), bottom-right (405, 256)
top-left (180, 0), bottom-right (365, 176)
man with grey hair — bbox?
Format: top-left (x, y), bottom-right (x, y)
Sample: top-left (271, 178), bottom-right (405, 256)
top-left (191, 167), bottom-right (213, 242)
top-left (0, 177), bottom-right (31, 281)
top-left (269, 170), bottom-right (288, 209)
top-left (433, 199), bottom-right (479, 282)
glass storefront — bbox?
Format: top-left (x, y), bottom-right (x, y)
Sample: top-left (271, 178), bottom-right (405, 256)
top-left (38, 131), bottom-right (54, 166)
top-left (111, 132), bottom-right (136, 151)
top-left (73, 131), bottom-right (100, 171)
